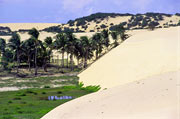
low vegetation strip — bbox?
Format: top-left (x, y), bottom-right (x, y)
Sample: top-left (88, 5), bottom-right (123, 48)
top-left (0, 76), bottom-right (79, 91)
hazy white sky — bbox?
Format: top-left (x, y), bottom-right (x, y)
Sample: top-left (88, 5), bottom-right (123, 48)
top-left (0, 0), bottom-right (179, 23)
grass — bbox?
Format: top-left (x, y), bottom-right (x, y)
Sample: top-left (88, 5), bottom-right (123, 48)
top-left (0, 84), bottom-right (100, 119)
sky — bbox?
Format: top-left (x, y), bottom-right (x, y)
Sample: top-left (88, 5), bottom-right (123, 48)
top-left (0, 0), bottom-right (180, 23)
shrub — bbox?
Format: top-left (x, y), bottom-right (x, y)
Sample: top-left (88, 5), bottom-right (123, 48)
top-left (42, 26), bottom-right (62, 33)
top-left (141, 19), bottom-right (148, 27)
top-left (76, 20), bottom-right (86, 26)
top-left (175, 13), bottom-right (180, 16)
top-left (13, 97), bottom-right (21, 100)
top-left (8, 101), bottom-right (13, 104)
top-left (44, 86), bottom-right (50, 88)
top-left (19, 93), bottom-right (26, 96)
top-left (82, 85), bottom-right (101, 93)
top-left (57, 91), bottom-right (62, 94)
top-left (100, 24), bottom-right (107, 28)
top-left (25, 89), bottom-right (34, 93)
top-left (110, 23), bottom-right (114, 25)
top-left (42, 92), bottom-right (46, 94)
top-left (90, 30), bottom-right (95, 32)
top-left (178, 20), bottom-right (180, 26)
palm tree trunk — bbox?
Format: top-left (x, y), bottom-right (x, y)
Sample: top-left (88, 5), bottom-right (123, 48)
top-left (28, 55), bottom-right (31, 71)
top-left (17, 50), bottom-right (19, 74)
top-left (96, 50), bottom-right (98, 60)
top-left (84, 52), bottom-right (88, 68)
top-left (77, 57), bottom-right (79, 67)
top-left (61, 50), bottom-right (64, 68)
top-left (43, 59), bottom-right (47, 72)
top-left (70, 54), bottom-right (73, 71)
top-left (67, 53), bottom-right (69, 68)
top-left (35, 46), bottom-right (38, 76)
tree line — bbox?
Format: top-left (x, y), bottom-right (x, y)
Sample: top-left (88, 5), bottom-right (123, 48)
top-left (0, 25), bottom-right (127, 76)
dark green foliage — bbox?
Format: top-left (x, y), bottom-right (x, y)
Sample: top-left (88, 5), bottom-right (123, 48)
top-left (141, 19), bottom-right (148, 27)
top-left (0, 26), bottom-right (12, 36)
top-left (42, 92), bottom-right (46, 94)
top-left (67, 12), bottom-right (133, 26)
top-left (178, 20), bottom-right (180, 26)
top-left (90, 30), bottom-right (95, 32)
top-left (175, 13), bottom-right (180, 16)
top-left (44, 86), bottom-right (50, 88)
top-left (100, 24), bottom-right (107, 28)
top-left (110, 23), bottom-right (114, 25)
top-left (148, 21), bottom-right (159, 30)
top-left (18, 29), bottom-right (31, 33)
top-left (41, 26), bottom-right (62, 33)
top-left (0, 49), bottom-right (14, 71)
top-left (145, 12), bottom-right (172, 17)
top-left (76, 20), bottom-right (86, 26)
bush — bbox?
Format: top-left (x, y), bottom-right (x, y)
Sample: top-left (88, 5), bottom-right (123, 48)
top-left (81, 85), bottom-right (101, 93)
top-left (25, 89), bottom-right (34, 93)
top-left (44, 86), bottom-right (50, 88)
top-left (178, 20), bottom-right (180, 26)
top-left (41, 26), bottom-right (62, 33)
top-left (42, 92), bottom-right (46, 94)
top-left (57, 91), bottom-right (62, 94)
top-left (13, 97), bottom-right (21, 100)
top-left (19, 93), bottom-right (26, 96)
top-left (175, 13), bottom-right (180, 16)
top-left (76, 20), bottom-right (86, 26)
top-left (110, 23), bottom-right (114, 26)
top-left (141, 19), bottom-right (148, 27)
top-left (100, 24), bottom-right (107, 28)
top-left (8, 100), bottom-right (13, 103)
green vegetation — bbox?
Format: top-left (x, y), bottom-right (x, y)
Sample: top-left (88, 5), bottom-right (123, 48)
top-left (67, 12), bottom-right (133, 26)
top-left (0, 26), bottom-right (127, 76)
top-left (178, 20), bottom-right (180, 26)
top-left (0, 26), bottom-right (12, 36)
top-left (0, 84), bottom-right (100, 119)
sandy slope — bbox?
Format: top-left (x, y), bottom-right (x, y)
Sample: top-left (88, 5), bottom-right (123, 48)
top-left (79, 26), bottom-right (180, 89)
top-left (41, 26), bottom-right (180, 119)
top-left (41, 71), bottom-right (180, 119)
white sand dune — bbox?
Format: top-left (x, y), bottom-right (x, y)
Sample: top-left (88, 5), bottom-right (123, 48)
top-left (41, 71), bottom-right (180, 119)
top-left (0, 23), bottom-right (60, 31)
top-left (79, 26), bottom-right (180, 89)
top-left (41, 26), bottom-right (180, 119)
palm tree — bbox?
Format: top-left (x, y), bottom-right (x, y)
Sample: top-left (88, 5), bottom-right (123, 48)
top-left (101, 29), bottom-right (110, 51)
top-left (42, 37), bottom-right (53, 72)
top-left (66, 32), bottom-right (77, 71)
top-left (91, 33), bottom-right (104, 59)
top-left (0, 38), bottom-right (6, 56)
top-left (22, 38), bottom-right (35, 71)
top-left (0, 38), bottom-right (6, 69)
top-left (111, 31), bottom-right (118, 47)
top-left (73, 38), bottom-right (83, 67)
top-left (28, 28), bottom-right (40, 75)
top-left (54, 33), bottom-right (67, 68)
top-left (9, 33), bottom-right (21, 73)
top-left (80, 36), bottom-right (93, 68)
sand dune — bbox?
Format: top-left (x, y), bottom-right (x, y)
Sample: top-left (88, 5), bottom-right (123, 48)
top-left (79, 26), bottom-right (180, 89)
top-left (41, 71), bottom-right (180, 119)
top-left (41, 26), bottom-right (180, 119)
top-left (0, 23), bottom-right (60, 31)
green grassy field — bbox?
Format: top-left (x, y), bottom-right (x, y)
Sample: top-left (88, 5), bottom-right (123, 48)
top-left (0, 84), bottom-right (100, 119)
